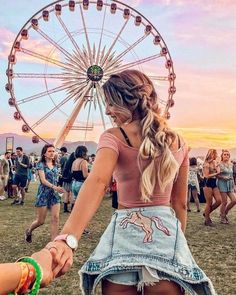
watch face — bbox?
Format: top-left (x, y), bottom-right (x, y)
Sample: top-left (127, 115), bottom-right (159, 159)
top-left (66, 234), bottom-right (78, 250)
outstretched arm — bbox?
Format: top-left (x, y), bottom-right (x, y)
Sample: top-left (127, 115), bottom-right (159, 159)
top-left (37, 147), bottom-right (118, 278)
top-left (0, 249), bottom-right (53, 295)
top-left (171, 164), bottom-right (188, 233)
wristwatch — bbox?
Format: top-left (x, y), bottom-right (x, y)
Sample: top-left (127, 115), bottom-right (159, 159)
top-left (54, 234), bottom-right (78, 251)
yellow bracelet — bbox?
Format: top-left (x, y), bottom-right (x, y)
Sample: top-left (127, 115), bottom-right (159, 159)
top-left (15, 262), bottom-right (29, 294)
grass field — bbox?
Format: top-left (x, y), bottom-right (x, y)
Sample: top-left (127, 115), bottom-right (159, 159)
top-left (0, 182), bottom-right (235, 295)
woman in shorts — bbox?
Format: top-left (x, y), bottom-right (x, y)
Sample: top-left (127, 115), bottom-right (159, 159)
top-left (217, 150), bottom-right (236, 224)
top-left (203, 149), bottom-right (221, 226)
top-left (187, 157), bottom-right (201, 212)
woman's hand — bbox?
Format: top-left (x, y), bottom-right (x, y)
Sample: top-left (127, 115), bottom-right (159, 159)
top-left (31, 248), bottom-right (54, 287)
top-left (54, 186), bottom-right (65, 193)
top-left (45, 241), bottom-right (74, 278)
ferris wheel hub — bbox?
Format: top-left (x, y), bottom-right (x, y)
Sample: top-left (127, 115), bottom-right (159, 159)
top-left (87, 65), bottom-right (103, 82)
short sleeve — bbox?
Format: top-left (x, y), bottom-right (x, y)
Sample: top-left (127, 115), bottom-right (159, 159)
top-left (97, 132), bottom-right (119, 155)
top-left (37, 162), bottom-right (44, 171)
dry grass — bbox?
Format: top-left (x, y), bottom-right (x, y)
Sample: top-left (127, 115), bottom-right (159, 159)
top-left (0, 182), bottom-right (235, 295)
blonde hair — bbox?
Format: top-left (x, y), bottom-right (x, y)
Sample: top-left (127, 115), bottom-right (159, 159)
top-left (204, 149), bottom-right (217, 163)
top-left (103, 70), bottom-right (179, 202)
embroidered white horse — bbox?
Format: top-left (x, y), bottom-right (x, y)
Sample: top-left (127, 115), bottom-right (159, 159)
top-left (120, 211), bottom-right (170, 243)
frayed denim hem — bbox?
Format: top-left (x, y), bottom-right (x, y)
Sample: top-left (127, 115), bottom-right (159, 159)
top-left (79, 263), bottom-right (217, 295)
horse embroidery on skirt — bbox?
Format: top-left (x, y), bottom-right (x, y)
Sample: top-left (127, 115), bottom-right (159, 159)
top-left (120, 211), bottom-right (170, 243)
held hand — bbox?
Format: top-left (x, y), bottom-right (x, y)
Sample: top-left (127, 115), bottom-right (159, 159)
top-left (55, 186), bottom-right (65, 193)
top-left (45, 241), bottom-right (73, 278)
top-left (31, 248), bottom-right (54, 287)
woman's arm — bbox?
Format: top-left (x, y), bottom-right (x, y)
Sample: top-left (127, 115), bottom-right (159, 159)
top-left (81, 160), bottom-right (89, 178)
top-left (0, 249), bottom-right (53, 295)
top-left (203, 164), bottom-right (218, 178)
top-left (171, 164), bottom-right (188, 233)
top-left (38, 170), bottom-right (64, 193)
top-left (61, 148), bottom-right (118, 238)
top-left (44, 148), bottom-right (118, 277)
top-left (0, 263), bottom-right (21, 295)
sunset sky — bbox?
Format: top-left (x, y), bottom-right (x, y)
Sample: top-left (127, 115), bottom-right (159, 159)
top-left (0, 0), bottom-right (235, 150)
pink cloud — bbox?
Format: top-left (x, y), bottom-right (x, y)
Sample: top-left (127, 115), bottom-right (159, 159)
top-left (0, 28), bottom-right (60, 64)
top-left (169, 62), bottom-right (236, 130)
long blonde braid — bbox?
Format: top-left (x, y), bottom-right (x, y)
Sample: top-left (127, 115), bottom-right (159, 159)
top-left (102, 70), bottom-right (179, 202)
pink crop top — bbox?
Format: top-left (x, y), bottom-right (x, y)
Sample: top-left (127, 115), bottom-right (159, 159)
top-left (97, 132), bottom-right (189, 208)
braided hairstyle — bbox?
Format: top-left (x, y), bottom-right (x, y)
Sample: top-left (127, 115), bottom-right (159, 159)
top-left (103, 70), bottom-right (179, 202)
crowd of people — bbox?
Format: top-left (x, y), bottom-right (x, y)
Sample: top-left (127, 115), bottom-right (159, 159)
top-left (0, 145), bottom-right (235, 241)
top-left (187, 149), bottom-right (236, 226)
top-left (0, 145), bottom-right (96, 241)
top-left (0, 70), bottom-right (235, 295)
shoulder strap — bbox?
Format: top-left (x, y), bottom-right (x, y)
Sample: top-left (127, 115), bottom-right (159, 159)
top-left (177, 134), bottom-right (181, 149)
top-left (119, 127), bottom-right (132, 147)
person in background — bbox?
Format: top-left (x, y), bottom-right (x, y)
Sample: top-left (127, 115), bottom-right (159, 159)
top-left (232, 160), bottom-right (236, 185)
top-left (24, 144), bottom-right (65, 243)
top-left (203, 149), bottom-right (221, 226)
top-left (12, 147), bottom-right (29, 205)
top-left (25, 158), bottom-right (33, 193)
top-left (111, 177), bottom-right (118, 209)
top-left (0, 152), bottom-right (10, 200)
top-left (71, 146), bottom-right (89, 211)
top-left (88, 153), bottom-right (96, 172)
top-left (6, 152), bottom-right (15, 198)
top-left (61, 152), bottom-right (74, 213)
top-left (30, 70), bottom-right (217, 295)
top-left (58, 147), bottom-right (68, 186)
top-left (70, 146), bottom-right (90, 235)
top-left (217, 150), bottom-right (236, 224)
top-left (187, 157), bottom-right (201, 212)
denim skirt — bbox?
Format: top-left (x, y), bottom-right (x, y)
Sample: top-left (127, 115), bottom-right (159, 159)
top-left (80, 206), bottom-right (217, 295)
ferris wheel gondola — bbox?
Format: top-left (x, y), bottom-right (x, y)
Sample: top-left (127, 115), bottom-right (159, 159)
top-left (6, 0), bottom-right (176, 147)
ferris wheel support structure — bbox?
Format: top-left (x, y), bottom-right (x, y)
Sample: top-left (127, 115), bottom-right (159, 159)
top-left (6, 0), bottom-right (176, 146)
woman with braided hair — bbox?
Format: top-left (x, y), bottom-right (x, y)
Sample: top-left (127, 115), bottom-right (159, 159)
top-left (30, 70), bottom-right (217, 295)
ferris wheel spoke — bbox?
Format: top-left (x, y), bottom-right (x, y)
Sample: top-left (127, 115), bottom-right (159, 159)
top-left (13, 73), bottom-right (84, 79)
top-left (106, 53), bottom-right (162, 75)
top-left (100, 19), bottom-right (129, 67)
top-left (31, 91), bottom-right (77, 129)
top-left (159, 99), bottom-right (166, 105)
top-left (53, 82), bottom-right (92, 147)
top-left (67, 82), bottom-right (90, 102)
top-left (35, 28), bottom-right (73, 60)
top-left (95, 84), bottom-right (106, 130)
top-left (84, 87), bottom-right (94, 142)
top-left (56, 16), bottom-right (80, 54)
top-left (104, 34), bottom-right (147, 72)
top-left (17, 85), bottom-right (68, 105)
top-left (71, 52), bottom-right (88, 72)
top-left (20, 47), bottom-right (74, 71)
top-left (149, 75), bottom-right (169, 81)
top-left (56, 15), bottom-right (89, 70)
top-left (79, 4), bottom-right (93, 65)
top-left (96, 1), bottom-right (108, 65)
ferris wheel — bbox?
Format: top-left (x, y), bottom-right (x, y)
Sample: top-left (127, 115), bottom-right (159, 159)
top-left (6, 0), bottom-right (176, 148)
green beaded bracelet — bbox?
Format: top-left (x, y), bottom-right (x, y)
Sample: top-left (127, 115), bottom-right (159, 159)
top-left (19, 257), bottom-right (42, 295)
top-left (8, 257), bottom-right (43, 295)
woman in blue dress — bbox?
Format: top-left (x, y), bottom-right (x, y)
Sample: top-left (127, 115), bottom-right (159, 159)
top-left (25, 144), bottom-right (65, 243)
top-left (217, 150), bottom-right (236, 224)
